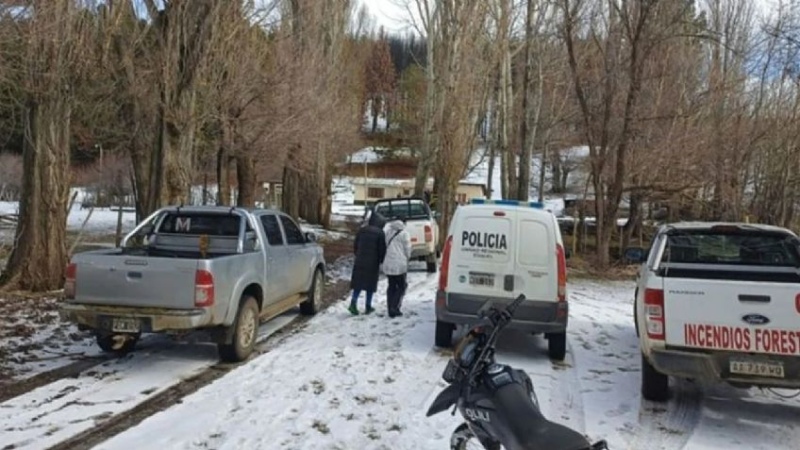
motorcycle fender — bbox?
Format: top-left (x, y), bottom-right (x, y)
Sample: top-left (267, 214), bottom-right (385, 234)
top-left (426, 383), bottom-right (461, 417)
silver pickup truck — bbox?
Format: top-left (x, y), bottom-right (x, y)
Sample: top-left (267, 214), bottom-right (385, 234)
top-left (59, 206), bottom-right (326, 362)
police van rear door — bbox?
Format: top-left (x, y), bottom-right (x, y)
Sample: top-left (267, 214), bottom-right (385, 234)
top-left (447, 204), bottom-right (516, 299)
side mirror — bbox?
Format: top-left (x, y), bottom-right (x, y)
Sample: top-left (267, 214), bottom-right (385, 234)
top-left (623, 247), bottom-right (647, 264)
top-left (305, 232), bottom-right (317, 243)
top-left (564, 248), bottom-right (572, 260)
top-left (432, 211), bottom-right (441, 220)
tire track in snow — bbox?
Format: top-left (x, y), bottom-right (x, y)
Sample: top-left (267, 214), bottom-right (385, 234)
top-left (624, 377), bottom-right (704, 450)
top-left (0, 279), bottom-right (352, 450)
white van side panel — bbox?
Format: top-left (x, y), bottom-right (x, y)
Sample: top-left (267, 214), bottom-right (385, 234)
top-left (516, 215), bottom-right (556, 301)
top-left (447, 208), bottom-right (515, 297)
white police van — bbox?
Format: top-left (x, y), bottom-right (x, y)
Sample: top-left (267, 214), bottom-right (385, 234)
top-left (435, 199), bottom-right (569, 360)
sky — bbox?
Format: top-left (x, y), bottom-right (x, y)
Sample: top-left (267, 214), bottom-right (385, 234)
top-left (362, 0), bottom-right (781, 36)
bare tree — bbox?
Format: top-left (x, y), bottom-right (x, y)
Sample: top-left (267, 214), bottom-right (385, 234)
top-left (0, 0), bottom-right (86, 291)
top-left (560, 0), bottom-right (691, 266)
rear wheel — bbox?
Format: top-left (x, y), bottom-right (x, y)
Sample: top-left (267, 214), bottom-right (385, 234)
top-left (426, 253), bottom-right (437, 273)
top-left (435, 320), bottom-right (454, 348)
top-left (300, 268), bottom-right (323, 316)
top-left (547, 332), bottom-right (567, 361)
top-left (218, 296), bottom-right (259, 363)
top-left (641, 352), bottom-right (669, 401)
top-left (96, 331), bottom-right (140, 354)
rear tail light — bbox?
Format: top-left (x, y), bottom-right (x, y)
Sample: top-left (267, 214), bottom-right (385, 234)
top-left (424, 225), bottom-right (433, 243)
top-left (556, 244), bottom-right (567, 302)
top-left (644, 288), bottom-right (665, 340)
top-left (194, 269), bottom-right (215, 307)
top-left (64, 263), bottom-right (77, 300)
top-left (438, 235), bottom-right (454, 291)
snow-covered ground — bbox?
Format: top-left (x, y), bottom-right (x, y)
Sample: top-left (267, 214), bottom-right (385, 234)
top-left (72, 270), bottom-right (798, 450)
top-left (0, 315), bottom-right (296, 450)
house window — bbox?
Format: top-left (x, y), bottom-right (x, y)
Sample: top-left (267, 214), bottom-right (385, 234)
top-left (367, 187), bottom-right (385, 198)
top-left (456, 193), bottom-right (467, 204)
top-left (402, 189), bottom-right (410, 196)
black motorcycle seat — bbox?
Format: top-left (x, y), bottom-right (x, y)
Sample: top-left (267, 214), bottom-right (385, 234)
top-left (523, 417), bottom-right (593, 450)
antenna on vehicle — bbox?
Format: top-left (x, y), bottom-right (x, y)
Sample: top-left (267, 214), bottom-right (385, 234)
top-left (176, 202), bottom-right (183, 214)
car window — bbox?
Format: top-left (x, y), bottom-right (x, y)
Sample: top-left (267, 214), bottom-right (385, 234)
top-left (662, 231), bottom-right (800, 267)
top-left (374, 199), bottom-right (430, 220)
top-left (260, 215), bottom-right (285, 246)
top-left (280, 215), bottom-right (305, 245)
top-left (158, 213), bottom-right (242, 236)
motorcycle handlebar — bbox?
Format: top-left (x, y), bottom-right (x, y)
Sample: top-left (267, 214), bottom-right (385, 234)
top-left (489, 294), bottom-right (526, 327)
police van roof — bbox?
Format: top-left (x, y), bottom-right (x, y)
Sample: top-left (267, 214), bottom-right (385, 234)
top-left (468, 198), bottom-right (545, 209)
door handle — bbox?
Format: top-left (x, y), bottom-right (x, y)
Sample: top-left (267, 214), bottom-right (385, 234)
top-left (738, 294), bottom-right (770, 303)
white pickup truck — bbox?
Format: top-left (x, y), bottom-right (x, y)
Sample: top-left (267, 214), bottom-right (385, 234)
top-left (373, 197), bottom-right (439, 273)
top-left (627, 222), bottom-right (800, 401)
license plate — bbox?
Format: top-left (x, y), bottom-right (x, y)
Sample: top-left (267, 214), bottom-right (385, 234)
top-left (112, 317), bottom-right (141, 333)
top-left (729, 359), bottom-right (784, 378)
top-left (469, 273), bottom-right (494, 287)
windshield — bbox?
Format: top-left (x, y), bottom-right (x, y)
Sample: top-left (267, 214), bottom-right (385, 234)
top-left (373, 199), bottom-right (430, 220)
top-left (663, 230), bottom-right (800, 267)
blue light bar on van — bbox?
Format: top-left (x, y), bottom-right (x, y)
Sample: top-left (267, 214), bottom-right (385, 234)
top-left (468, 198), bottom-right (543, 209)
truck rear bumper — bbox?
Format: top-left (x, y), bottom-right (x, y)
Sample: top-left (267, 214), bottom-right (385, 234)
top-left (435, 290), bottom-right (567, 333)
top-left (59, 303), bottom-right (215, 332)
top-left (648, 347), bottom-right (800, 389)
top-left (411, 244), bottom-right (434, 258)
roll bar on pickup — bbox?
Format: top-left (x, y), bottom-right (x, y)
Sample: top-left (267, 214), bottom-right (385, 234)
top-left (120, 206), bottom-right (254, 254)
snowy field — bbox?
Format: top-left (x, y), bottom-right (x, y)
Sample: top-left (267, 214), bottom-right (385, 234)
top-left (37, 271), bottom-right (791, 450)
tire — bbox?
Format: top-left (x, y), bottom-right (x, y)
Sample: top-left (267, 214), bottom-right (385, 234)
top-left (96, 331), bottom-right (140, 354)
top-left (547, 332), bottom-right (567, 361)
top-left (218, 296), bottom-right (259, 363)
top-left (641, 352), bottom-right (669, 402)
top-left (300, 268), bottom-right (323, 316)
top-left (450, 423), bottom-right (500, 450)
top-left (435, 320), bottom-right (454, 348)
top-left (426, 254), bottom-right (437, 273)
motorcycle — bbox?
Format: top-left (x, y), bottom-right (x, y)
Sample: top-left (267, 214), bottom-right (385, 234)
top-left (426, 294), bottom-right (608, 450)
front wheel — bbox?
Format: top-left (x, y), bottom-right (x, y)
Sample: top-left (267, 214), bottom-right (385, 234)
top-left (450, 423), bottom-right (499, 450)
top-left (300, 268), bottom-right (323, 316)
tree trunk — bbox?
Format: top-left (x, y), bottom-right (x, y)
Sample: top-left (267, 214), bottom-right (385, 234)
top-left (371, 97), bottom-right (379, 133)
top-left (518, 0), bottom-right (538, 202)
top-left (0, 100), bottom-right (71, 291)
top-left (282, 146), bottom-right (302, 218)
top-left (216, 119), bottom-right (234, 206)
top-left (236, 152), bottom-right (257, 207)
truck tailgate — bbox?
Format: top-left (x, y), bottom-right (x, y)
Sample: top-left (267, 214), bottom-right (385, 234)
top-left (74, 253), bottom-right (199, 309)
top-left (405, 221), bottom-right (431, 245)
top-left (663, 277), bottom-right (800, 356)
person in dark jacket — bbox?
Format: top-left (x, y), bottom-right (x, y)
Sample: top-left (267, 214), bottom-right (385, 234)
top-left (349, 210), bottom-right (387, 315)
